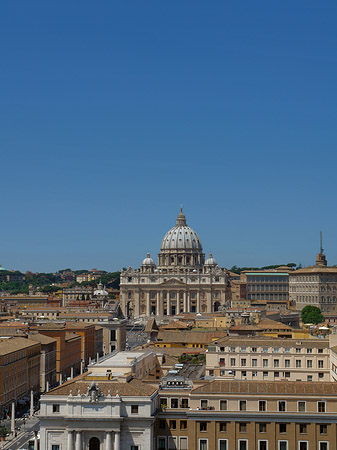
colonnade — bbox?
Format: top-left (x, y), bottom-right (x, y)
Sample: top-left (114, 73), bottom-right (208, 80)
top-left (67, 430), bottom-right (120, 450)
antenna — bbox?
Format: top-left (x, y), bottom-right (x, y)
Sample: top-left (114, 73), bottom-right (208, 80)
top-left (320, 231), bottom-right (324, 254)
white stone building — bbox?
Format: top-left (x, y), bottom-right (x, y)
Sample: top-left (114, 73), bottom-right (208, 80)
top-left (120, 209), bottom-right (228, 318)
top-left (40, 351), bottom-right (159, 450)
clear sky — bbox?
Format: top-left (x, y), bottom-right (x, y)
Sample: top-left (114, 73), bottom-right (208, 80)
top-left (1, 1), bottom-right (337, 273)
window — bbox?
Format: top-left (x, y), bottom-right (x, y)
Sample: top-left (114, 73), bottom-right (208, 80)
top-left (220, 400), bottom-right (227, 411)
top-left (296, 360), bottom-right (301, 368)
top-left (180, 438), bottom-right (188, 450)
top-left (296, 348), bottom-right (301, 353)
top-left (231, 358), bottom-right (236, 366)
top-left (181, 398), bottom-right (189, 408)
top-left (318, 360), bottom-right (324, 368)
top-left (274, 371), bottom-right (279, 378)
top-left (171, 398), bottom-right (178, 408)
top-left (200, 399), bottom-right (208, 409)
top-left (259, 401), bottom-right (266, 412)
top-left (241, 359), bottom-right (246, 367)
top-left (239, 423), bottom-right (247, 433)
top-left (263, 359), bottom-right (268, 368)
top-left (278, 401), bottom-right (286, 412)
top-left (299, 424), bottom-right (307, 434)
top-left (318, 402), bottom-right (326, 413)
top-left (158, 437), bottom-right (166, 449)
top-left (52, 446), bottom-right (60, 450)
top-left (219, 422), bottom-right (227, 432)
top-left (278, 442), bottom-right (288, 450)
top-left (219, 440), bottom-right (228, 450)
top-left (285, 360), bottom-right (290, 368)
top-left (230, 347), bottom-right (236, 352)
top-left (199, 439), bottom-right (208, 450)
top-left (262, 347), bottom-right (268, 353)
top-left (307, 348), bottom-right (312, 354)
top-left (239, 440), bottom-right (248, 450)
top-left (319, 373), bottom-right (324, 379)
top-left (168, 437), bottom-right (177, 450)
top-left (299, 442), bottom-right (308, 450)
top-left (52, 404), bottom-right (60, 413)
top-left (242, 370), bottom-right (247, 377)
top-left (131, 404), bottom-right (138, 414)
top-left (259, 423), bottom-right (267, 433)
top-left (240, 347), bottom-right (247, 352)
top-left (319, 443), bottom-right (328, 450)
top-left (200, 422), bottom-right (207, 432)
top-left (263, 371), bottom-right (268, 378)
top-left (259, 441), bottom-right (268, 450)
top-left (252, 347), bottom-right (257, 352)
top-left (320, 424), bottom-right (327, 434)
top-left (239, 400), bottom-right (247, 411)
top-left (131, 447), bottom-right (139, 450)
top-left (307, 375), bottom-right (313, 382)
top-left (253, 371), bottom-right (257, 377)
top-left (274, 359), bottom-right (279, 368)
top-left (169, 420), bottom-right (176, 430)
top-left (279, 424), bottom-right (287, 433)
top-left (252, 359), bottom-right (257, 367)
top-left (284, 372), bottom-right (290, 378)
top-left (180, 420), bottom-right (187, 430)
top-left (307, 360), bottom-right (312, 368)
top-left (298, 402), bottom-right (306, 412)
top-left (318, 349), bottom-right (324, 353)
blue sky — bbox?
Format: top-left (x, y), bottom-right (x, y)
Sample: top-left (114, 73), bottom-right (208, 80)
top-left (1, 1), bottom-right (337, 273)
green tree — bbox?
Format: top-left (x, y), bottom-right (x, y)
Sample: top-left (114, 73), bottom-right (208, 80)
top-left (301, 305), bottom-right (324, 324)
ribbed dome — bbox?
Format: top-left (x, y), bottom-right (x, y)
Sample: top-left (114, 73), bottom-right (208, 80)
top-left (161, 209), bottom-right (203, 251)
top-left (205, 252), bottom-right (217, 266)
top-left (142, 252), bottom-right (156, 266)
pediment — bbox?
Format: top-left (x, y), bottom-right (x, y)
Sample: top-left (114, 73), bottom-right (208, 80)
top-left (160, 278), bottom-right (187, 286)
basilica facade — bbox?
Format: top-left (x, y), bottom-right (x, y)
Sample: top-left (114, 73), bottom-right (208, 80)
top-left (120, 209), bottom-right (228, 318)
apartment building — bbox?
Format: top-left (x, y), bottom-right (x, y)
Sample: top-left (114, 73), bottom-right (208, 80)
top-left (289, 252), bottom-right (337, 313)
top-left (156, 378), bottom-right (337, 450)
top-left (28, 332), bottom-right (57, 391)
top-left (0, 337), bottom-right (40, 414)
top-left (205, 337), bottom-right (330, 381)
top-left (242, 267), bottom-right (291, 302)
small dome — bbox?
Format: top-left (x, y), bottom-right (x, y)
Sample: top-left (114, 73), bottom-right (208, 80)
top-left (205, 252), bottom-right (217, 266)
top-left (161, 208), bottom-right (202, 251)
top-left (94, 282), bottom-right (108, 296)
top-left (142, 252), bottom-right (156, 266)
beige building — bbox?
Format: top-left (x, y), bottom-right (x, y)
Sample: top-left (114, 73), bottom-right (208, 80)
top-left (157, 378), bottom-right (337, 450)
top-left (289, 251), bottom-right (337, 313)
top-left (120, 209), bottom-right (228, 318)
top-left (205, 336), bottom-right (330, 382)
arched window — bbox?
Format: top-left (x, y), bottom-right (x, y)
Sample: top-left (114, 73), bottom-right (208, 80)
top-left (89, 437), bottom-right (100, 450)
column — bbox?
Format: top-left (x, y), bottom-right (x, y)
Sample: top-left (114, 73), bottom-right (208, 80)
top-left (71, 366), bottom-right (74, 379)
top-left (34, 433), bottom-right (38, 450)
top-left (133, 291), bottom-right (140, 317)
top-left (30, 390), bottom-right (34, 417)
top-left (156, 292), bottom-right (160, 317)
top-left (147, 291), bottom-right (151, 316)
top-left (114, 431), bottom-right (120, 450)
top-left (167, 292), bottom-right (170, 316)
top-left (160, 291), bottom-right (164, 317)
top-left (75, 431), bottom-right (82, 450)
top-left (67, 430), bottom-right (74, 450)
top-left (176, 293), bottom-right (180, 315)
top-left (11, 402), bottom-right (15, 433)
top-left (187, 291), bottom-right (191, 312)
top-left (183, 291), bottom-right (187, 313)
top-left (106, 431), bottom-right (113, 450)
top-left (197, 291), bottom-right (200, 313)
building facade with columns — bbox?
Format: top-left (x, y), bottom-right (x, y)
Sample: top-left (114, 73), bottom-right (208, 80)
top-left (120, 209), bottom-right (228, 318)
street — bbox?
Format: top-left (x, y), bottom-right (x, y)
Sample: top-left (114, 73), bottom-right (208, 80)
top-left (2, 417), bottom-right (39, 450)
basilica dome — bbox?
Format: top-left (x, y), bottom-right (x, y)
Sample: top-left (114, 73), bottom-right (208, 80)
top-left (142, 252), bottom-right (156, 266)
top-left (205, 252), bottom-right (217, 266)
top-left (160, 208), bottom-right (203, 251)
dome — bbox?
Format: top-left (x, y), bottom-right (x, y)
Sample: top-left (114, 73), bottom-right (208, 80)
top-left (94, 282), bottom-right (108, 297)
top-left (161, 208), bottom-right (203, 251)
top-left (205, 252), bottom-right (217, 266)
top-left (142, 252), bottom-right (156, 266)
